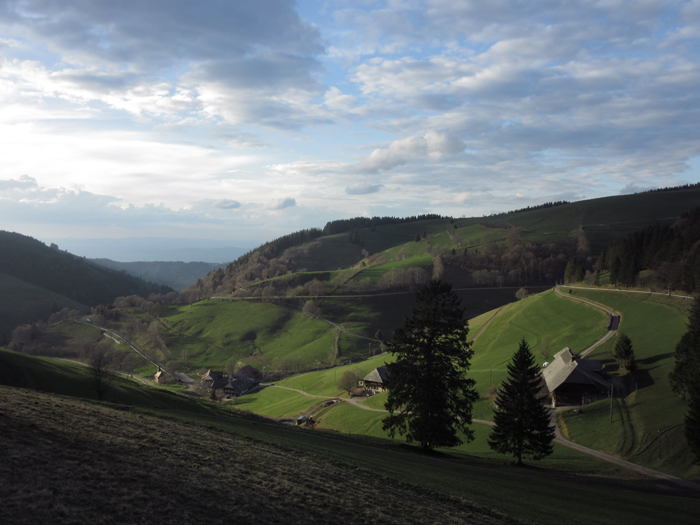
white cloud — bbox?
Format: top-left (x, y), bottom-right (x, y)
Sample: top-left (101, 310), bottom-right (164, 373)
top-left (357, 131), bottom-right (465, 173)
top-left (215, 199), bottom-right (241, 210)
top-left (346, 183), bottom-right (383, 195)
top-left (268, 197), bottom-right (297, 210)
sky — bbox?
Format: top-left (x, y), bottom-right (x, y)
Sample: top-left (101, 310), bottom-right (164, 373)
top-left (1, 0), bottom-right (700, 250)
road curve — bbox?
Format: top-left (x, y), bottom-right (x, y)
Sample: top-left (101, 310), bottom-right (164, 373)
top-left (553, 286), bottom-right (620, 358)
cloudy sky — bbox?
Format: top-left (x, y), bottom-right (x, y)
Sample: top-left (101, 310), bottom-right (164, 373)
top-left (1, 0), bottom-right (700, 250)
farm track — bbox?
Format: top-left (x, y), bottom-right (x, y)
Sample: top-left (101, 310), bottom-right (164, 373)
top-left (264, 287), bottom-right (700, 492)
top-left (553, 286), bottom-right (700, 491)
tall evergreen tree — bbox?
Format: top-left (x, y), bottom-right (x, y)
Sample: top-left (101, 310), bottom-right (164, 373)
top-left (685, 381), bottom-right (700, 464)
top-left (613, 333), bottom-right (635, 371)
top-left (383, 280), bottom-right (478, 452)
top-left (488, 338), bottom-right (555, 465)
top-left (670, 298), bottom-right (700, 463)
top-left (670, 298), bottom-right (700, 397)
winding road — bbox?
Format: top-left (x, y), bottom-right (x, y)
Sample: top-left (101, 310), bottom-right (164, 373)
top-left (263, 287), bottom-right (700, 492)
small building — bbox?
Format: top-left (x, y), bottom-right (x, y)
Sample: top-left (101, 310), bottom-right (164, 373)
top-left (360, 365), bottom-right (390, 394)
top-left (542, 348), bottom-right (610, 407)
top-left (154, 370), bottom-right (167, 384)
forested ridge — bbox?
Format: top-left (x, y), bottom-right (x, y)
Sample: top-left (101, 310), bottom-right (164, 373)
top-left (0, 231), bottom-right (173, 305)
top-left (598, 207), bottom-right (700, 291)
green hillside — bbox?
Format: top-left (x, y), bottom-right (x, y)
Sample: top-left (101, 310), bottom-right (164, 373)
top-left (557, 289), bottom-right (699, 480)
top-left (0, 272), bottom-right (88, 344)
top-left (1, 351), bottom-right (698, 525)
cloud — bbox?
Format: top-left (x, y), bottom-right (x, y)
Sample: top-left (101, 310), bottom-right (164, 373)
top-left (268, 197), bottom-right (297, 210)
top-left (345, 183), bottom-right (383, 195)
top-left (0, 175), bottom-right (38, 190)
top-left (0, 1), bottom-right (328, 128)
top-left (357, 131), bottom-right (465, 173)
top-left (214, 199), bottom-right (241, 210)
top-left (619, 183), bottom-right (656, 195)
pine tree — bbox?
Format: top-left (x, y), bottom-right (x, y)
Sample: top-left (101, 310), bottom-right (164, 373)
top-left (613, 333), bottom-right (635, 370)
top-left (685, 381), bottom-right (700, 464)
top-left (670, 298), bottom-right (700, 397)
top-left (670, 298), bottom-right (700, 462)
top-left (488, 338), bottom-right (555, 465)
top-left (383, 280), bottom-right (478, 452)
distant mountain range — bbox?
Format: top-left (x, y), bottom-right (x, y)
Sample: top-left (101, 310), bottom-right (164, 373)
top-left (90, 259), bottom-right (224, 291)
top-left (40, 237), bottom-right (258, 263)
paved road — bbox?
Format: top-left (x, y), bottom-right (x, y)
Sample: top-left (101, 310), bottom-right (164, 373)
top-left (553, 286), bottom-right (620, 357)
top-left (552, 286), bottom-right (700, 491)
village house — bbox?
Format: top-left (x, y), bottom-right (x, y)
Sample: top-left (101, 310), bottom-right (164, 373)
top-left (360, 365), bottom-right (390, 394)
top-left (542, 348), bottom-right (610, 407)
top-left (202, 367), bottom-right (260, 399)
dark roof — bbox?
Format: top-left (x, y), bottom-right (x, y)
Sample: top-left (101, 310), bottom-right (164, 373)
top-left (236, 365), bottom-right (260, 380)
top-left (203, 369), bottom-right (225, 381)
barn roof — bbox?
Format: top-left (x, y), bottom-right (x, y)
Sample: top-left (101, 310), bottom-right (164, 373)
top-left (542, 348), bottom-right (608, 393)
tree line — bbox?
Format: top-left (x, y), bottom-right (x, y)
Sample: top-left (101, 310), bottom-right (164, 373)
top-left (596, 207), bottom-right (700, 291)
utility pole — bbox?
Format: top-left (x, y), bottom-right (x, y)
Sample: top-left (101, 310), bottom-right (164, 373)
top-left (610, 382), bottom-right (614, 423)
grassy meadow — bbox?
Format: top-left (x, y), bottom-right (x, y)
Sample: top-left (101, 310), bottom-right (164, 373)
top-left (2, 371), bottom-right (698, 525)
top-left (557, 288), bottom-right (699, 480)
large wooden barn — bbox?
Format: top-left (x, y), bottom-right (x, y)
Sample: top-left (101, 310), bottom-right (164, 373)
top-left (542, 348), bottom-right (610, 407)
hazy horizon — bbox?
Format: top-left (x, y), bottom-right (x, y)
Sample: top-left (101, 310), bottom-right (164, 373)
top-left (1, 1), bottom-right (699, 242)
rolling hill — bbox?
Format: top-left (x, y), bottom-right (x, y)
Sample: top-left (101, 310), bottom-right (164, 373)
top-left (1, 349), bottom-right (698, 525)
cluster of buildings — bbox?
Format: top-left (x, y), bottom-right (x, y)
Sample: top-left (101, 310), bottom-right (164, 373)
top-left (201, 365), bottom-right (261, 398)
top-left (357, 348), bottom-right (611, 407)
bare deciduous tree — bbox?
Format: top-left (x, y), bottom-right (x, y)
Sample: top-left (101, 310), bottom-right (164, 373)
top-left (88, 346), bottom-right (117, 401)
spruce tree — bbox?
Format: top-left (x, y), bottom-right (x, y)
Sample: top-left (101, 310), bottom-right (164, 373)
top-left (488, 338), bottom-right (555, 465)
top-left (686, 381), bottom-right (700, 464)
top-left (670, 298), bottom-right (700, 462)
top-left (383, 280), bottom-right (478, 452)
top-left (613, 333), bottom-right (635, 370)
top-left (670, 298), bottom-right (700, 397)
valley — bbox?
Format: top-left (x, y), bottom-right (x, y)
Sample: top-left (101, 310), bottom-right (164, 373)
top-left (3, 187), bottom-right (700, 523)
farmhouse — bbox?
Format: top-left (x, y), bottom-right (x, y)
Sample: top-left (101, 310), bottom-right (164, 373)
top-left (202, 369), bottom-right (257, 398)
top-left (542, 348), bottom-right (610, 407)
top-left (360, 366), bottom-right (390, 394)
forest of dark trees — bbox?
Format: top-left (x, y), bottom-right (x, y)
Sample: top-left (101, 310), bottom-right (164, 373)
top-left (599, 207), bottom-right (700, 291)
top-left (0, 231), bottom-right (172, 305)
top-left (322, 214), bottom-right (444, 235)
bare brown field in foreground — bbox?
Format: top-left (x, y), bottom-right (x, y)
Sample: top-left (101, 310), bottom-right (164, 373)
top-left (0, 386), bottom-right (506, 525)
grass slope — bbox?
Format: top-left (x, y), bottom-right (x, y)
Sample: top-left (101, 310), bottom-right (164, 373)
top-left (557, 289), bottom-right (699, 480)
top-left (3, 384), bottom-right (699, 525)
top-left (1, 350), bottom-right (698, 524)
top-left (0, 272), bottom-right (88, 342)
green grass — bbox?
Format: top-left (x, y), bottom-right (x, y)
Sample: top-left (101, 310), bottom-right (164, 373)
top-left (507, 187), bottom-right (700, 252)
top-left (0, 347), bottom-right (219, 412)
top-left (234, 386), bottom-right (322, 418)
top-left (6, 385), bottom-right (700, 525)
top-left (558, 288), bottom-right (699, 480)
top-left (470, 289), bottom-right (609, 401)
top-left (161, 300), bottom-right (341, 371)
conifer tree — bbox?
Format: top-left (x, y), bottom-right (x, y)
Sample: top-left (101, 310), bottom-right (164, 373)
top-left (383, 280), bottom-right (478, 452)
top-left (670, 298), bottom-right (700, 463)
top-left (670, 298), bottom-right (700, 397)
top-left (488, 338), bottom-right (555, 465)
top-left (613, 333), bottom-right (635, 370)
top-left (686, 381), bottom-right (700, 464)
